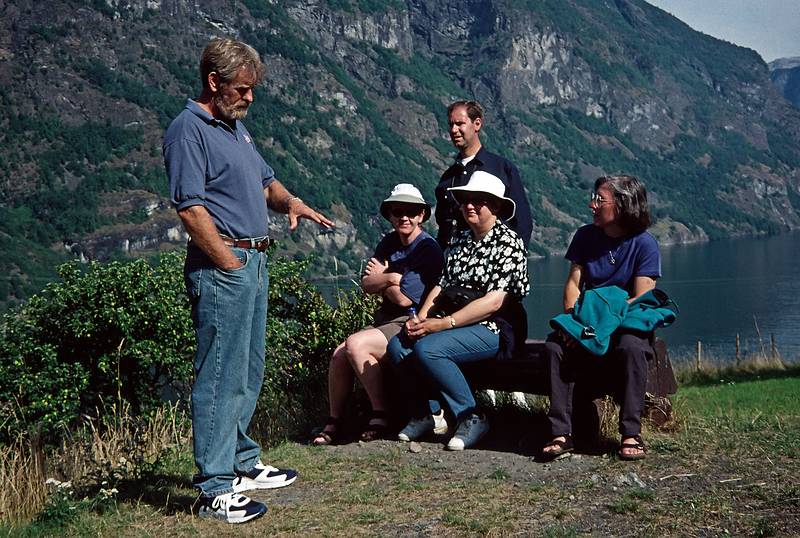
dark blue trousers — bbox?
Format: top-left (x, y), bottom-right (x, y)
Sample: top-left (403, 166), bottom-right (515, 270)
top-left (545, 332), bottom-right (653, 438)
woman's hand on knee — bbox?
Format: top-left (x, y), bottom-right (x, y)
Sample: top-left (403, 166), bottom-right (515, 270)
top-left (406, 317), bottom-right (448, 338)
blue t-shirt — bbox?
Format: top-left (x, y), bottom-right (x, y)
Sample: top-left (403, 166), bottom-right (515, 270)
top-left (163, 100), bottom-right (275, 239)
top-left (565, 224), bottom-right (661, 294)
top-left (373, 230), bottom-right (444, 315)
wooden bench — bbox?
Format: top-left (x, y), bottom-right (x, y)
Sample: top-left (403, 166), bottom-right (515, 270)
top-left (458, 338), bottom-right (678, 442)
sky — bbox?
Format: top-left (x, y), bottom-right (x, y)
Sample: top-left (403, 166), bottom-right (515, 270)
top-left (644, 0), bottom-right (800, 62)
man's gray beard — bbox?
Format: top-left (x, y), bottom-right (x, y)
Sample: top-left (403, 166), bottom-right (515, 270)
top-left (213, 94), bottom-right (249, 121)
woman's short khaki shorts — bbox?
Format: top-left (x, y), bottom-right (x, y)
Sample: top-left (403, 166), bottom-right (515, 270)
top-left (364, 310), bottom-right (408, 342)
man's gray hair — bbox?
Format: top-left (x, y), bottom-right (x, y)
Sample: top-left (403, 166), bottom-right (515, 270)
top-left (200, 38), bottom-right (266, 89)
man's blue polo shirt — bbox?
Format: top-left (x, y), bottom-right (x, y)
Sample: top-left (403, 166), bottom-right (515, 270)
top-left (163, 99), bottom-right (275, 239)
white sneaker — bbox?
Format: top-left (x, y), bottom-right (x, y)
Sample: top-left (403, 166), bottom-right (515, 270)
top-left (446, 414), bottom-right (489, 451)
top-left (397, 411), bottom-right (448, 441)
top-left (432, 410), bottom-right (449, 435)
top-left (198, 492), bottom-right (267, 524)
top-left (232, 461), bottom-right (297, 493)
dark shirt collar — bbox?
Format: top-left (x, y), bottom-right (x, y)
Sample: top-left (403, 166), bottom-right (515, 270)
top-left (186, 99), bottom-right (213, 122)
top-left (453, 145), bottom-right (487, 165)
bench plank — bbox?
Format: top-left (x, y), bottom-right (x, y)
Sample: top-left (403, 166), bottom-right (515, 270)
top-left (460, 338), bottom-right (678, 436)
top-left (461, 338), bottom-right (676, 398)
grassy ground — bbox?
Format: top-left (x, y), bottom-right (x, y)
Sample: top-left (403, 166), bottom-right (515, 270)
top-left (3, 371), bottom-right (798, 537)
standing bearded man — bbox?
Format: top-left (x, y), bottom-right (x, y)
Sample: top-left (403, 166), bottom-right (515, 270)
top-left (164, 38), bottom-right (333, 524)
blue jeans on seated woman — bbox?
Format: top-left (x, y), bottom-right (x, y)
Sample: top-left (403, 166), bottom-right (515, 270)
top-left (387, 324), bottom-right (500, 422)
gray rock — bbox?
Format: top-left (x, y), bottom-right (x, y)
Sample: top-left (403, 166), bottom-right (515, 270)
top-left (614, 472), bottom-right (647, 488)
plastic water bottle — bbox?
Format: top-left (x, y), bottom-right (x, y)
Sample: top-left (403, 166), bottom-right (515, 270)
top-left (407, 307), bottom-right (419, 322)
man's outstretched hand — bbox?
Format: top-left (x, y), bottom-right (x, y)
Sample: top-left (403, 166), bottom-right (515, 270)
top-left (288, 199), bottom-right (334, 231)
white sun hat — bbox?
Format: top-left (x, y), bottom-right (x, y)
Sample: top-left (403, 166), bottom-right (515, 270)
top-left (380, 183), bottom-right (431, 221)
top-left (447, 170), bottom-right (515, 221)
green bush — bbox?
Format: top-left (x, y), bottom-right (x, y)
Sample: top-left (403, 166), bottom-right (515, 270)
top-left (0, 252), bottom-right (377, 444)
top-left (0, 254), bottom-right (194, 441)
top-left (257, 256), bottom-right (378, 441)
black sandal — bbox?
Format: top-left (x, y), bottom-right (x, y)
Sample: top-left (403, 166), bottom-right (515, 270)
top-left (542, 435), bottom-right (574, 460)
top-left (360, 410), bottom-right (389, 442)
top-left (618, 434), bottom-right (647, 460)
top-left (311, 416), bottom-right (341, 446)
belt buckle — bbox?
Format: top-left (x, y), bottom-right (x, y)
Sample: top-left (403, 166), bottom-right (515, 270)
top-left (256, 238), bottom-right (271, 251)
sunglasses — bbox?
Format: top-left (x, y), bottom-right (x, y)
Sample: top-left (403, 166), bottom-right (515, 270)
top-left (390, 206), bottom-right (423, 218)
top-left (458, 195), bottom-right (490, 207)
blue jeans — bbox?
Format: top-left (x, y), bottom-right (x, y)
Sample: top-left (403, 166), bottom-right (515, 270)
top-left (387, 324), bottom-right (499, 422)
top-left (185, 245), bottom-right (268, 498)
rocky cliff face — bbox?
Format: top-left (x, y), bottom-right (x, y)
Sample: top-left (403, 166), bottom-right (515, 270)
top-left (1, 0), bottom-right (800, 306)
top-left (770, 57), bottom-right (800, 109)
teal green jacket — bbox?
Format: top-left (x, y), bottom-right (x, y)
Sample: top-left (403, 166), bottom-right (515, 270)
top-left (550, 287), bottom-right (678, 356)
top-left (621, 289), bottom-right (679, 333)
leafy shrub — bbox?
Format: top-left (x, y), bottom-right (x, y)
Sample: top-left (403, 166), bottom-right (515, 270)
top-left (0, 253), bottom-right (194, 441)
top-left (256, 256), bottom-right (378, 441)
top-left (0, 252), bottom-right (377, 444)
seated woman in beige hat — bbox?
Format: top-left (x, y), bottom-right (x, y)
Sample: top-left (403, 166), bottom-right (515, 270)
top-left (312, 184), bottom-right (444, 445)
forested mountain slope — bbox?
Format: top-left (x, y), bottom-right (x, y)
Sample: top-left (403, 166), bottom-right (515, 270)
top-left (1, 0), bottom-right (799, 308)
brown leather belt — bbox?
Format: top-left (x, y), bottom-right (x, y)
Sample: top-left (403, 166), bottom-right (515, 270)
top-left (220, 236), bottom-right (274, 252)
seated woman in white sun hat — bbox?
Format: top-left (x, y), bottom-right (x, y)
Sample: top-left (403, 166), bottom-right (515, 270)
top-left (387, 171), bottom-right (529, 451)
top-left (312, 183), bottom-right (444, 445)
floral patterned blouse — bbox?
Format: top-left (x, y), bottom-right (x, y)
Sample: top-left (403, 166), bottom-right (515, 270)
top-left (439, 221), bottom-right (529, 333)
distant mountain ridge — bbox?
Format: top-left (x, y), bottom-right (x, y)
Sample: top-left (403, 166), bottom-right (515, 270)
top-left (769, 57), bottom-right (800, 71)
top-left (769, 56), bottom-right (800, 108)
top-left (0, 0), bottom-right (799, 309)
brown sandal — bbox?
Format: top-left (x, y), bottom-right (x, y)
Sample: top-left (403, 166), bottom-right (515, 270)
top-left (618, 435), bottom-right (647, 460)
top-left (542, 435), bottom-right (574, 460)
top-left (359, 410), bottom-right (389, 442)
top-left (311, 417), bottom-right (341, 446)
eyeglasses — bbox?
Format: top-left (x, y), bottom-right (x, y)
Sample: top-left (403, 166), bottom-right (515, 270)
top-left (390, 206), bottom-right (423, 218)
top-left (590, 192), bottom-right (613, 206)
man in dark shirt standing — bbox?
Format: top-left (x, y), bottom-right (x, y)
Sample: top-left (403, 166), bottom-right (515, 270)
top-left (164, 38), bottom-right (333, 524)
top-left (435, 100), bottom-right (532, 249)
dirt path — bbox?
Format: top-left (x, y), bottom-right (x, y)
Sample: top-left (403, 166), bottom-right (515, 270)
top-left (232, 422), bottom-right (799, 537)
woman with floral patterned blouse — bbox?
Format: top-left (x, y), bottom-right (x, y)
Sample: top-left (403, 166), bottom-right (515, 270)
top-left (387, 171), bottom-right (529, 451)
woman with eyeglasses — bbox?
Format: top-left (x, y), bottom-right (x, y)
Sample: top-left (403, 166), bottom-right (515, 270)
top-left (387, 171), bottom-right (529, 451)
top-left (542, 175), bottom-right (661, 461)
top-left (312, 184), bottom-right (443, 445)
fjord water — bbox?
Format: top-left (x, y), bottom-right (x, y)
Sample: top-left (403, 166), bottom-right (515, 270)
top-left (525, 232), bottom-right (800, 365)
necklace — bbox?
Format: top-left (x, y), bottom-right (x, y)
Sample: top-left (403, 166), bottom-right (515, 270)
top-left (608, 243), bottom-right (623, 265)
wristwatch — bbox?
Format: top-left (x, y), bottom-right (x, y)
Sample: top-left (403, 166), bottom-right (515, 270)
top-left (448, 316), bottom-right (457, 329)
